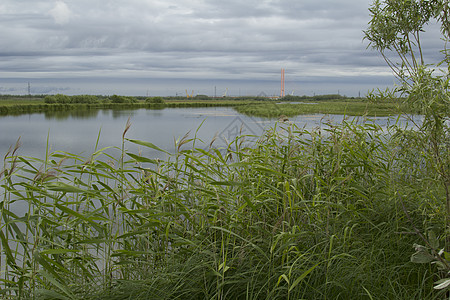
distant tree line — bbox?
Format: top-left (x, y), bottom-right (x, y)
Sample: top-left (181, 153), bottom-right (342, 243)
top-left (43, 94), bottom-right (143, 104)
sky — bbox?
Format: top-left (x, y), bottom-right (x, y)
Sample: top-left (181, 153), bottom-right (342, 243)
top-left (0, 0), bottom-right (445, 97)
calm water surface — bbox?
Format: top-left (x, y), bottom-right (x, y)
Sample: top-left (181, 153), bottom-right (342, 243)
top-left (0, 106), bottom-right (421, 218)
top-left (0, 107), bottom-right (419, 160)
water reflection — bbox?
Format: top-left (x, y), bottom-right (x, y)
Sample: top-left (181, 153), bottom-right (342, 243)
top-left (44, 109), bottom-right (100, 120)
top-left (40, 107), bottom-right (168, 120)
top-left (111, 107), bottom-right (165, 119)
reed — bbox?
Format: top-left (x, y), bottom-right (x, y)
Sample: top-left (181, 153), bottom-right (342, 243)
top-left (0, 117), bottom-right (447, 299)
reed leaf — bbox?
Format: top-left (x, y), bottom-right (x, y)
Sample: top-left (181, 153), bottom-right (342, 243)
top-left (125, 138), bottom-right (170, 154)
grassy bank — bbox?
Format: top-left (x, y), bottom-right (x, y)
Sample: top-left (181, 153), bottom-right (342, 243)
top-left (0, 94), bottom-right (408, 117)
top-left (0, 94), bottom-right (258, 116)
top-left (0, 101), bottom-right (254, 116)
top-left (234, 101), bottom-right (408, 118)
top-left (0, 119), bottom-right (448, 299)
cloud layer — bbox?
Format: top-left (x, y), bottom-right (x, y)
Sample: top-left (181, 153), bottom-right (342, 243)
top-left (0, 0), bottom-right (444, 96)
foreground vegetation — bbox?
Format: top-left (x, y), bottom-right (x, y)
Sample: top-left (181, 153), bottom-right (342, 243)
top-left (0, 116), bottom-right (448, 299)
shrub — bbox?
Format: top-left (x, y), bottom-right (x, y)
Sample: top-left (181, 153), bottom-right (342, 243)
top-left (44, 94), bottom-right (71, 104)
top-left (44, 95), bottom-right (56, 103)
top-left (71, 95), bottom-right (99, 104)
top-left (194, 94), bottom-right (210, 100)
top-left (110, 95), bottom-right (139, 104)
top-left (146, 96), bottom-right (165, 104)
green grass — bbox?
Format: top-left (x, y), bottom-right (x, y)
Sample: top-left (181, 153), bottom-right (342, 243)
top-left (0, 118), bottom-right (448, 299)
top-left (0, 96), bottom-right (46, 106)
top-left (0, 101), bottom-right (256, 116)
top-left (234, 101), bottom-right (408, 118)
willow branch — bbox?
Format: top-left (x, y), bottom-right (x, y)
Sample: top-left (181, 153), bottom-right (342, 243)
top-left (414, 30), bottom-right (425, 66)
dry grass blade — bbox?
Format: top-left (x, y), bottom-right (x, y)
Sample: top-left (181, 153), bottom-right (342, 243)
top-left (209, 132), bottom-right (218, 149)
top-left (11, 137), bottom-right (21, 157)
top-left (123, 116), bottom-right (132, 140)
top-left (176, 131), bottom-right (191, 152)
top-left (3, 137), bottom-right (20, 161)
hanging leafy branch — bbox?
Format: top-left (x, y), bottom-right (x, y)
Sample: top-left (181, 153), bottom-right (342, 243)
top-left (365, 0), bottom-right (450, 293)
top-left (365, 0), bottom-right (449, 85)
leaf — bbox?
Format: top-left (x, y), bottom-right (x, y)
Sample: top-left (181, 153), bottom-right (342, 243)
top-left (289, 263), bottom-right (320, 292)
top-left (444, 251), bottom-right (450, 262)
top-left (35, 289), bottom-right (71, 300)
top-left (210, 226), bottom-right (268, 260)
top-left (55, 204), bottom-right (105, 233)
top-left (362, 286), bottom-right (375, 300)
top-left (55, 204), bottom-right (87, 220)
top-left (46, 182), bottom-right (87, 193)
top-left (118, 230), bottom-right (153, 239)
top-left (428, 231), bottom-right (439, 249)
top-left (0, 230), bottom-right (18, 269)
top-left (218, 262), bottom-right (229, 273)
top-left (253, 164), bottom-right (284, 176)
top-left (37, 270), bottom-right (75, 299)
top-left (75, 238), bottom-right (110, 245)
top-left (126, 153), bottom-right (158, 164)
top-left (434, 278), bottom-right (450, 290)
top-left (432, 260), bottom-right (448, 270)
top-left (111, 250), bottom-right (155, 257)
top-left (34, 251), bottom-right (67, 279)
top-left (277, 274), bottom-right (290, 286)
top-left (96, 181), bottom-right (115, 193)
top-left (125, 139), bottom-right (170, 154)
top-left (40, 249), bottom-right (81, 255)
top-left (209, 181), bottom-right (243, 186)
top-left (411, 249), bottom-right (435, 264)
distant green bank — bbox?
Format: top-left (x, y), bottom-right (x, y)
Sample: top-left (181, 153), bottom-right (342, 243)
top-left (0, 94), bottom-right (254, 116)
top-left (234, 94), bottom-right (410, 117)
top-left (0, 101), bottom-right (248, 116)
top-left (234, 101), bottom-right (406, 118)
top-left (0, 93), bottom-right (409, 117)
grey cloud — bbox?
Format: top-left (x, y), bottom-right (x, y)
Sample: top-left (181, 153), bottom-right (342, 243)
top-left (0, 87), bottom-right (19, 93)
top-left (0, 0), bottom-right (445, 97)
top-left (29, 86), bottom-right (72, 94)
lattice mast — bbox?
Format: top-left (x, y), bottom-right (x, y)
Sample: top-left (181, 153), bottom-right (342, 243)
top-left (280, 68), bottom-right (285, 98)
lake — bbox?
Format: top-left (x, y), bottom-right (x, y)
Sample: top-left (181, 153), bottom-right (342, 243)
top-left (0, 107), bottom-right (419, 160)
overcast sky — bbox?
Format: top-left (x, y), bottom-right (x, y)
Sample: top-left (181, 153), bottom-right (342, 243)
top-left (0, 0), bottom-right (444, 97)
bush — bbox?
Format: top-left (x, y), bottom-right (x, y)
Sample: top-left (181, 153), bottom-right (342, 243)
top-left (109, 95), bottom-right (138, 104)
top-left (145, 96), bottom-right (165, 104)
top-left (71, 95), bottom-right (99, 104)
top-left (44, 94), bottom-right (71, 104)
top-left (194, 94), bottom-right (210, 100)
top-left (44, 95), bottom-right (56, 104)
